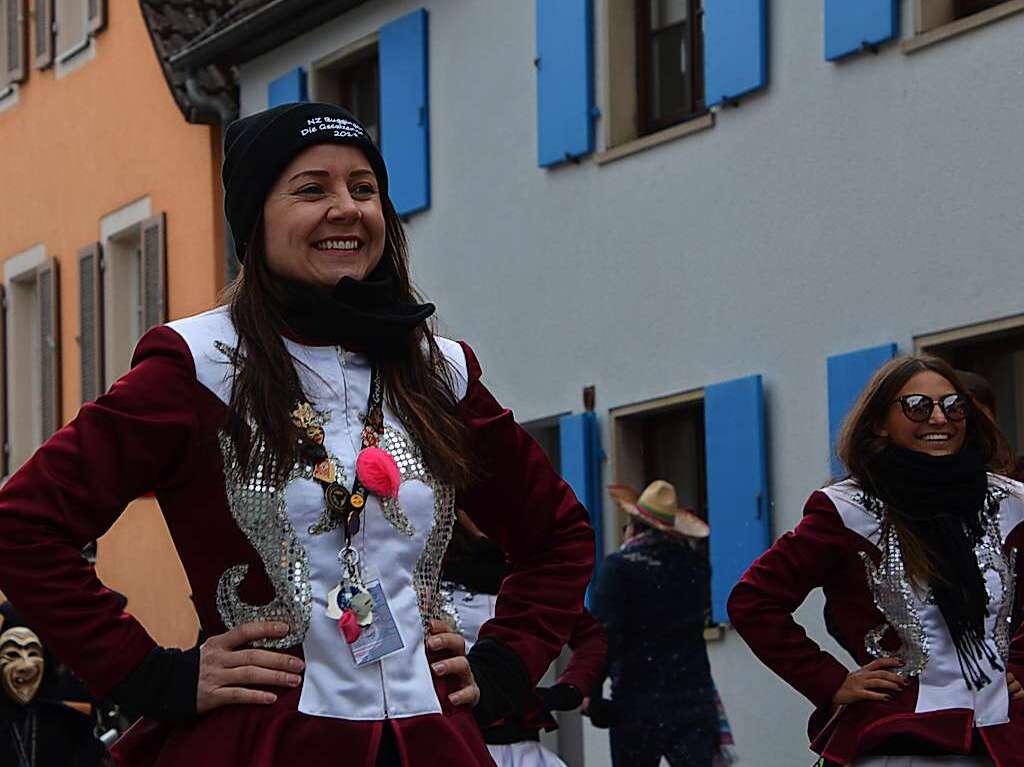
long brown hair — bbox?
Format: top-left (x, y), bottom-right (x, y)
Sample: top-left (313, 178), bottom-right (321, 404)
top-left (836, 355), bottom-right (1014, 585)
top-left (222, 197), bottom-right (474, 489)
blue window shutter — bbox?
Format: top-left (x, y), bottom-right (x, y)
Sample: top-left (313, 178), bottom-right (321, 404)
top-left (824, 0), bottom-right (899, 61)
top-left (704, 0), bottom-right (768, 107)
top-left (379, 9), bottom-right (430, 217)
top-left (827, 343), bottom-right (897, 477)
top-left (535, 0), bottom-right (595, 167)
top-left (268, 67), bottom-right (307, 107)
top-left (704, 375), bottom-right (769, 624)
top-left (559, 412), bottom-right (603, 605)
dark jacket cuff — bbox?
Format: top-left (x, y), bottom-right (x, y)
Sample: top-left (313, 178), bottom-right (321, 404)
top-left (109, 645), bottom-right (199, 722)
top-left (467, 637), bottom-right (532, 728)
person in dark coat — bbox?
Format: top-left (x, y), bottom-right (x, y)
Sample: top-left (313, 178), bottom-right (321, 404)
top-left (588, 480), bottom-right (719, 767)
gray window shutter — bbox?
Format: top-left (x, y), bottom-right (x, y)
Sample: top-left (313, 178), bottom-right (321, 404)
top-left (85, 0), bottom-right (102, 34)
top-left (4, 0), bottom-right (27, 85)
top-left (78, 241), bottom-right (103, 403)
top-left (0, 283), bottom-right (8, 477)
top-left (55, 0), bottom-right (86, 62)
top-left (36, 257), bottom-right (61, 439)
top-left (141, 212), bottom-right (166, 330)
top-left (33, 0), bottom-right (52, 69)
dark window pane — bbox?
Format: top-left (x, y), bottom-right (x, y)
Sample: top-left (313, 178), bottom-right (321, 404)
top-left (649, 0), bottom-right (688, 29)
top-left (649, 24), bottom-right (688, 123)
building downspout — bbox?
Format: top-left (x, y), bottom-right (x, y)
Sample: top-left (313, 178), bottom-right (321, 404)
top-left (185, 70), bottom-right (240, 286)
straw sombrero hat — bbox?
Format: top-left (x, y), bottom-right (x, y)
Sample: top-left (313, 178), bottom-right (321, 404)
top-left (608, 480), bottom-right (709, 539)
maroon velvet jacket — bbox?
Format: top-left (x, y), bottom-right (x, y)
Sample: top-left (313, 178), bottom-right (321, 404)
top-left (0, 324), bottom-right (595, 767)
top-left (728, 482), bottom-right (1024, 767)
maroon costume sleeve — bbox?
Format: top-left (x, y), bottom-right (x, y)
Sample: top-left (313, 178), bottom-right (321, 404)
top-left (557, 609), bottom-right (608, 694)
top-left (455, 342), bottom-right (595, 683)
top-left (0, 326), bottom-right (204, 697)
top-left (727, 490), bottom-right (852, 709)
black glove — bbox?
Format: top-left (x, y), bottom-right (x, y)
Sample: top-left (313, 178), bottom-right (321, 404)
top-left (585, 693), bottom-right (616, 729)
top-left (537, 682), bottom-right (583, 712)
top-left (108, 645), bottom-right (200, 722)
top-left (467, 637), bottom-right (532, 728)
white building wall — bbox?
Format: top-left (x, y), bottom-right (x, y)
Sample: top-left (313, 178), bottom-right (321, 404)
top-left (239, 2), bottom-right (1024, 764)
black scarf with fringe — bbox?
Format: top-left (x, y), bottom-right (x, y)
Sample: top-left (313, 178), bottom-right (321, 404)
top-left (866, 444), bottom-right (999, 690)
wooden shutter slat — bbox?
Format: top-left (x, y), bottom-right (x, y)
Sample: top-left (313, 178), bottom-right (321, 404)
top-left (78, 242), bottom-right (103, 403)
top-left (36, 257), bottom-right (61, 439)
top-left (33, 0), bottom-right (52, 69)
top-left (0, 284), bottom-right (8, 477)
top-left (141, 212), bottom-right (167, 331)
top-left (85, 0), bottom-right (103, 34)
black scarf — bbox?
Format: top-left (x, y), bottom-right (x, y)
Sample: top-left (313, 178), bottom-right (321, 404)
top-left (278, 262), bottom-right (435, 352)
top-left (866, 444), bottom-right (999, 689)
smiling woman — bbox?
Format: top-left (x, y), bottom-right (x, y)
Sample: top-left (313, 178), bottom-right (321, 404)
top-left (0, 103), bottom-right (595, 767)
top-left (728, 356), bottom-right (1024, 766)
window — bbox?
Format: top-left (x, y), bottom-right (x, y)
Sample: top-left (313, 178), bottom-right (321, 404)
top-left (911, 0), bottom-right (1023, 41)
top-left (0, 0), bottom-right (28, 97)
top-left (100, 203), bottom-right (166, 385)
top-left (918, 315), bottom-right (1024, 457)
top-left (311, 42), bottom-right (380, 145)
top-left (603, 0), bottom-right (713, 155)
top-left (611, 390), bottom-right (711, 620)
top-left (3, 247), bottom-right (60, 472)
top-left (636, 0), bottom-right (704, 135)
top-left (51, 0), bottom-right (105, 72)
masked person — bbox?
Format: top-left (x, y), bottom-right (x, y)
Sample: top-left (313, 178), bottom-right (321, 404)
top-left (589, 480), bottom-right (720, 767)
top-left (0, 619), bottom-right (109, 767)
top-left (0, 103), bottom-right (594, 767)
top-left (441, 512), bottom-right (607, 767)
top-left (729, 356), bottom-right (1024, 766)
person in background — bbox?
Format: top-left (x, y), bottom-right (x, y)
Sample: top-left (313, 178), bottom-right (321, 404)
top-left (0, 601), bottom-right (110, 767)
top-left (589, 480), bottom-right (721, 767)
top-left (441, 511), bottom-right (607, 767)
top-left (958, 369), bottom-right (1024, 481)
top-left (729, 356), bottom-right (1024, 766)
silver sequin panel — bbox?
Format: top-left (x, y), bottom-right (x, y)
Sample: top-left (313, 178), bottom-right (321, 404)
top-left (380, 425), bottom-right (457, 630)
top-left (857, 485), bottom-right (1016, 677)
top-left (215, 432), bottom-right (312, 648)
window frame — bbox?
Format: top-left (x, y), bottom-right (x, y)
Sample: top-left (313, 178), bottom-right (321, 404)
top-left (904, 0), bottom-right (1024, 53)
top-left (310, 35), bottom-right (381, 145)
top-left (609, 387), bottom-right (722, 636)
top-left (634, 0), bottom-right (706, 137)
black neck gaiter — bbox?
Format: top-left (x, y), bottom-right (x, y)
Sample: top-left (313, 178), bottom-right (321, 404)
top-left (866, 443), bottom-right (998, 689)
top-left (278, 261), bottom-right (435, 353)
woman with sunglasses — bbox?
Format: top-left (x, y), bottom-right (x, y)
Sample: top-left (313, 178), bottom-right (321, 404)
top-left (728, 356), bottom-right (1024, 766)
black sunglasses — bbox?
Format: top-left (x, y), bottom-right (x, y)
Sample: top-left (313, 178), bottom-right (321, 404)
top-left (893, 393), bottom-right (969, 423)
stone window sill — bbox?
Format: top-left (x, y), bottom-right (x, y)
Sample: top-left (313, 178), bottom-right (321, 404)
top-left (596, 112), bottom-right (715, 166)
top-left (902, 0), bottom-right (1024, 54)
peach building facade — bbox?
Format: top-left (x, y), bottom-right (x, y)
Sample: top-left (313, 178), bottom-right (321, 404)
top-left (0, 0), bottom-right (223, 649)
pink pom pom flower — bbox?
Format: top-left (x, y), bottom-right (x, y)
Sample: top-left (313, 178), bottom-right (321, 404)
top-left (356, 447), bottom-right (400, 499)
top-left (338, 609), bottom-right (361, 644)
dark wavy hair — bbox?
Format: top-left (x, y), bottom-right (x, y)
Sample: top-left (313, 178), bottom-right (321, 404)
top-left (221, 196), bottom-right (473, 489)
top-left (836, 354), bottom-right (1015, 585)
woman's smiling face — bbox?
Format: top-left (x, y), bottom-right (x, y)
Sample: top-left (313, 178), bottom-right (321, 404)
top-left (879, 370), bottom-right (967, 456)
top-left (262, 143), bottom-right (386, 290)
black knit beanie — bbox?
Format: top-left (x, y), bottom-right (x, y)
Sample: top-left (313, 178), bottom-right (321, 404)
top-left (222, 102), bottom-right (389, 261)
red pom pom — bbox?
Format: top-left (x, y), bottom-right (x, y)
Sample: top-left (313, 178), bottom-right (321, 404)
top-left (356, 447), bottom-right (400, 498)
top-left (339, 610), bottom-right (361, 644)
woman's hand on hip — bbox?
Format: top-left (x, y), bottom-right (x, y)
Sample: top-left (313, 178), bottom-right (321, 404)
top-left (831, 657), bottom-right (906, 705)
top-left (197, 622), bottom-right (304, 714)
top-left (1008, 671), bottom-right (1024, 701)
top-left (426, 619), bottom-right (480, 708)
